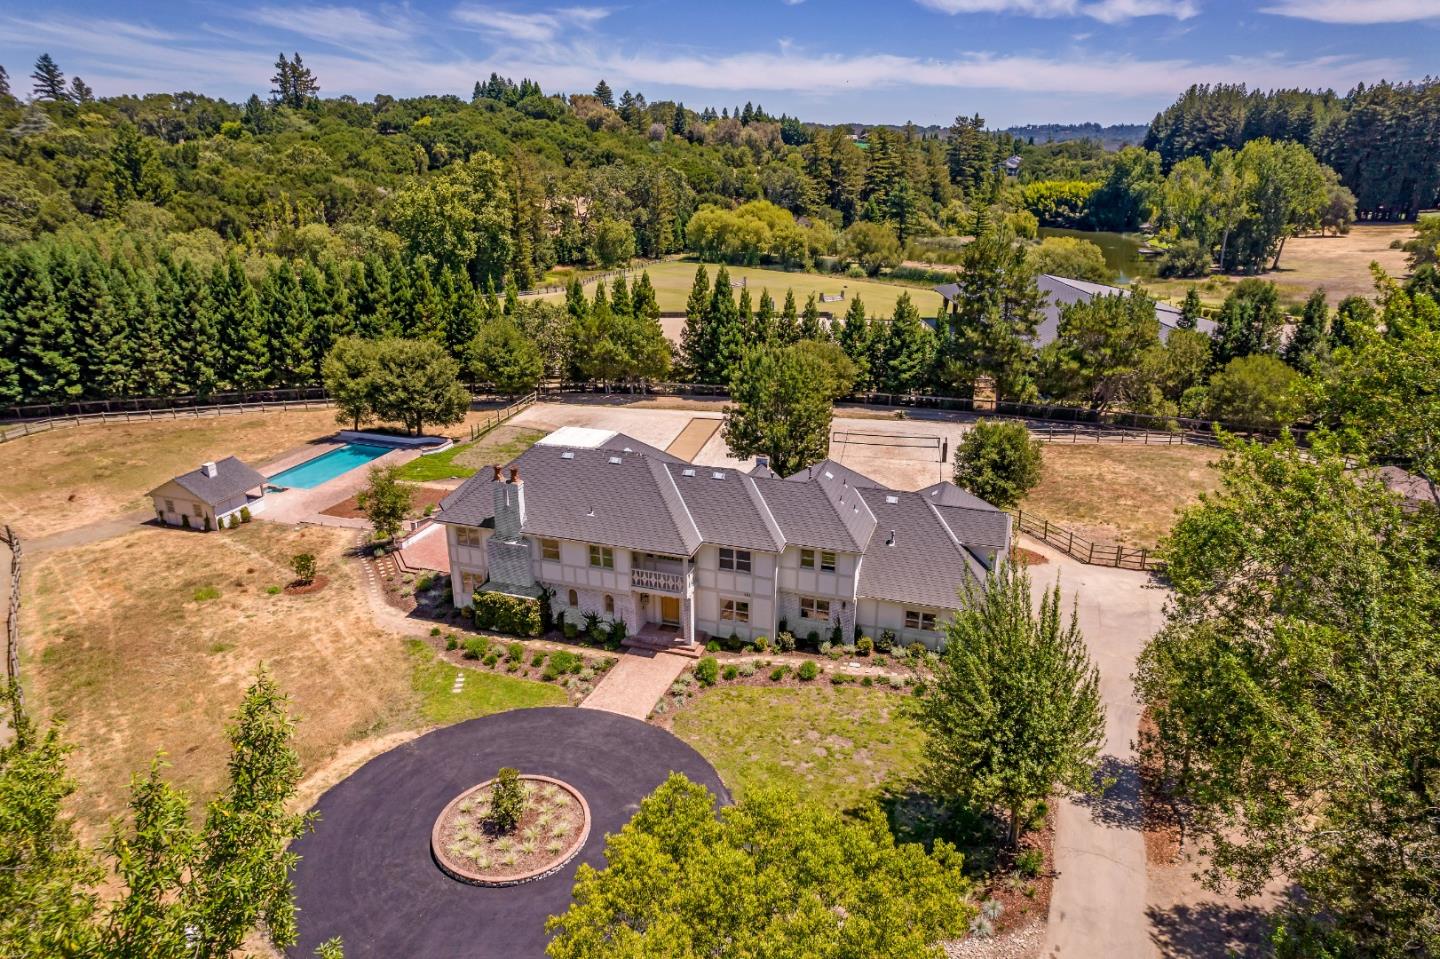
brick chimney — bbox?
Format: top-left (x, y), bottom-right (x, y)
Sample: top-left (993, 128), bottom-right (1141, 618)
top-left (493, 465), bottom-right (525, 540)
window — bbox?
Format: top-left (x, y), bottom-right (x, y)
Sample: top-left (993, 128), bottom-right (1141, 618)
top-left (192, 503), bottom-right (203, 517)
top-left (540, 538), bottom-right (560, 561)
top-left (800, 596), bottom-right (830, 621)
top-left (820, 551), bottom-right (836, 572)
top-left (164, 499), bottom-right (175, 513)
top-left (905, 610), bottom-right (937, 631)
top-left (718, 548), bottom-right (752, 573)
top-left (460, 571), bottom-right (483, 596)
top-left (455, 527), bottom-right (483, 547)
top-left (589, 545), bottom-right (614, 569)
top-left (567, 589), bottom-right (578, 607)
top-left (720, 599), bottom-right (750, 623)
top-left (604, 594), bottom-right (615, 615)
top-left (800, 548), bottom-right (814, 569)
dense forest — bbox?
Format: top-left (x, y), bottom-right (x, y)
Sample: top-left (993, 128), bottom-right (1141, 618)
top-left (0, 52), bottom-right (1437, 410)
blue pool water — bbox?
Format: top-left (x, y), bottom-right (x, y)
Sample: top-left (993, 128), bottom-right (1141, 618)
top-left (267, 443), bottom-right (392, 489)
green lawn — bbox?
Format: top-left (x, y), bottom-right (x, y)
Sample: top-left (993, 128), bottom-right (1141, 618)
top-left (394, 426), bottom-right (548, 482)
top-left (535, 260), bottom-right (946, 319)
top-left (407, 640), bottom-right (566, 723)
top-left (671, 685), bottom-right (924, 810)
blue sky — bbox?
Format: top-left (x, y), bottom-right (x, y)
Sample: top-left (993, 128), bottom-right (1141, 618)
top-left (2, 0), bottom-right (1438, 125)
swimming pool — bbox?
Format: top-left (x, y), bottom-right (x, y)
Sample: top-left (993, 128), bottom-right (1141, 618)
top-left (267, 443), bottom-right (392, 489)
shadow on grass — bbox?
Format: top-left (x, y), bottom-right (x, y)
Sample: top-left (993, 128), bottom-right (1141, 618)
top-left (874, 784), bottom-right (1046, 878)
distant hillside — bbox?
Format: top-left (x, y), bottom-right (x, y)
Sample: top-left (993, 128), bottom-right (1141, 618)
top-left (1004, 123), bottom-right (1150, 149)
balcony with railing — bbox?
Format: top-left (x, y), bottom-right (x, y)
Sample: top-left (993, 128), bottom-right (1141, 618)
top-left (631, 566), bottom-right (686, 594)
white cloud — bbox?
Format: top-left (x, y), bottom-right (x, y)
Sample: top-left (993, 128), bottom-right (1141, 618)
top-left (915, 0), bottom-right (1198, 19)
top-left (452, 4), bottom-right (610, 43)
top-left (1259, 0), bottom-right (1440, 23)
top-left (251, 5), bottom-right (420, 57)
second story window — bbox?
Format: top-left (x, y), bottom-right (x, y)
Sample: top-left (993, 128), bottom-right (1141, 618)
top-left (718, 547), bottom-right (752, 573)
top-left (820, 550), bottom-right (836, 572)
top-left (589, 545), bottom-right (614, 569)
top-left (456, 527), bottom-right (483, 547)
top-left (540, 539), bottom-right (560, 561)
top-left (800, 548), bottom-right (815, 569)
top-left (800, 549), bottom-right (837, 572)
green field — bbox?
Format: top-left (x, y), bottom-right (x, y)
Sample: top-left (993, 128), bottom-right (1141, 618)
top-left (535, 260), bottom-right (946, 319)
top-left (394, 425), bottom-right (547, 482)
top-left (407, 640), bottom-right (567, 723)
top-left (671, 685), bottom-right (924, 810)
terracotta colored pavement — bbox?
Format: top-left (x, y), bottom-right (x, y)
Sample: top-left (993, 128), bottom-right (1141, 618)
top-left (580, 650), bottom-right (690, 720)
top-left (398, 522), bottom-right (450, 574)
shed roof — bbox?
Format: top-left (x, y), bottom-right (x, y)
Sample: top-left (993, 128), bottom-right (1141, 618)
top-left (149, 456), bottom-right (265, 506)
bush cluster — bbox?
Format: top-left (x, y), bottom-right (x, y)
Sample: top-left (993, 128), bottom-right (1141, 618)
top-left (694, 656), bottom-right (719, 686)
top-left (471, 591), bottom-right (543, 637)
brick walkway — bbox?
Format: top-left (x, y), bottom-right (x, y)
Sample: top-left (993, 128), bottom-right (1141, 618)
top-left (397, 522), bottom-right (450, 573)
top-left (580, 650), bottom-right (691, 720)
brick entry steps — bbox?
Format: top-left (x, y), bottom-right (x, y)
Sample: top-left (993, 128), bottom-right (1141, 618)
top-left (580, 650), bottom-right (691, 720)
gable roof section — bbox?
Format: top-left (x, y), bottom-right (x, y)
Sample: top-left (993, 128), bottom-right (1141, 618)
top-left (752, 477), bottom-right (865, 552)
top-left (150, 456), bottom-right (264, 506)
top-left (665, 465), bottom-right (783, 552)
top-left (918, 481), bottom-right (1001, 512)
top-left (856, 488), bottom-right (989, 610)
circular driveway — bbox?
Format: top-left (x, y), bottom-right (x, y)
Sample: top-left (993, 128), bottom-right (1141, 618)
top-left (289, 707), bottom-right (728, 959)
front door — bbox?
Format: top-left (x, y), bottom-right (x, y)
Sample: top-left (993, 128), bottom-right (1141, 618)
top-left (659, 595), bottom-right (681, 627)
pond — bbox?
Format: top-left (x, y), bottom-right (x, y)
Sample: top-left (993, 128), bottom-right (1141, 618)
top-left (1038, 227), bottom-right (1154, 284)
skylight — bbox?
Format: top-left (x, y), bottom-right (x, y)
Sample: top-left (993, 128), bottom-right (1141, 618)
top-left (560, 451), bottom-right (574, 459)
top-left (681, 468), bottom-right (696, 477)
top-left (608, 456), bottom-right (622, 464)
top-left (711, 471), bottom-right (725, 480)
top-left (885, 495), bottom-right (899, 504)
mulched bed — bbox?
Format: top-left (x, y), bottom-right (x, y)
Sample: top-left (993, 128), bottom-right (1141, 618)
top-left (321, 484), bottom-right (447, 520)
top-left (284, 574), bottom-right (330, 595)
top-left (1138, 709), bottom-right (1184, 866)
top-left (1010, 546), bottom-right (1049, 566)
top-left (433, 777), bottom-right (587, 884)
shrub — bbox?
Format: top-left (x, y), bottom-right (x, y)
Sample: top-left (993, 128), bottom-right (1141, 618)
top-left (797, 660), bottom-right (819, 681)
top-left (239, 506), bottom-right (252, 523)
top-left (562, 620), bottom-right (579, 640)
top-left (181, 514), bottom-right (191, 529)
top-left (777, 618), bottom-right (788, 635)
top-left (430, 626), bottom-right (442, 637)
top-left (265, 585), bottom-right (281, 595)
top-left (445, 636), bottom-right (458, 651)
top-left (769, 665), bottom-right (789, 682)
top-left (753, 635), bottom-right (770, 653)
top-left (775, 631), bottom-right (796, 652)
top-left (462, 637), bottom-right (489, 660)
top-left (694, 656), bottom-right (719, 686)
top-left (1015, 848), bottom-right (1044, 879)
top-left (582, 611), bottom-right (602, 637)
top-left (531, 651), bottom-right (546, 668)
top-left (483, 652), bottom-right (499, 667)
top-left (472, 592), bottom-right (543, 637)
top-left (722, 665), bottom-right (739, 681)
top-left (909, 642), bottom-right (928, 660)
top-left (488, 768), bottom-right (526, 833)
top-left (830, 624), bottom-right (843, 646)
top-left (806, 630), bottom-right (820, 649)
top-left (705, 640), bottom-right (721, 652)
top-left (856, 636), bottom-right (874, 657)
top-left (830, 673), bottom-right (848, 686)
top-left (548, 650), bottom-right (583, 675)
top-left (203, 515), bottom-right (212, 531)
top-left (877, 629), bottom-right (897, 653)
top-left (608, 618), bottom-right (629, 644)
top-left (861, 676), bottom-right (874, 688)
top-left (506, 642), bottom-right (524, 662)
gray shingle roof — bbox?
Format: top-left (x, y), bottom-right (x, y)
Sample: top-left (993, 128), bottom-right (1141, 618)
top-left (667, 466), bottom-right (785, 552)
top-left (150, 456), bottom-right (265, 506)
top-left (857, 488), bottom-right (989, 610)
top-left (932, 504), bottom-right (1012, 550)
top-left (918, 481), bottom-right (1001, 512)
top-left (753, 477), bottom-right (865, 552)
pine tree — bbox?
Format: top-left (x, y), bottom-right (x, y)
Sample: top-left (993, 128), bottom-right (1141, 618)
top-left (753, 289), bottom-right (776, 343)
top-left (941, 222), bottom-right (1045, 401)
top-left (15, 248), bottom-right (81, 400)
top-left (800, 293), bottom-right (825, 340)
top-left (269, 53), bottom-right (293, 106)
top-left (1284, 288), bottom-right (1329, 372)
top-left (631, 271), bottom-right (660, 322)
top-left (213, 256), bottom-right (269, 390)
top-left (173, 258), bottom-right (220, 397)
top-left (707, 266), bottom-right (744, 385)
top-left (288, 53), bottom-right (319, 106)
top-left (68, 76), bottom-right (94, 104)
top-left (880, 293), bottom-right (935, 393)
top-left (30, 53), bottom-right (67, 102)
top-left (407, 264), bottom-right (446, 343)
top-left (1178, 287), bottom-right (1204, 330)
top-left (777, 289), bottom-right (800, 344)
top-left (0, 64), bottom-right (11, 100)
top-left (610, 274), bottom-right (633, 319)
top-left (593, 79), bottom-right (615, 109)
top-left (837, 297), bottom-right (872, 389)
top-left (113, 255), bottom-right (171, 397)
top-left (680, 265), bottom-right (710, 380)
top-left (260, 263), bottom-right (315, 386)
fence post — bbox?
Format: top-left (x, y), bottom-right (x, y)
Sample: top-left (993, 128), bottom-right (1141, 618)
top-left (1087, 541), bottom-right (1095, 564)
top-left (1139, 548), bottom-right (1148, 570)
top-left (1067, 529), bottom-right (1074, 555)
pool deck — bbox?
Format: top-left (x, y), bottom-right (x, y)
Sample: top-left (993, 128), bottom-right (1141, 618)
top-left (257, 440), bottom-right (421, 528)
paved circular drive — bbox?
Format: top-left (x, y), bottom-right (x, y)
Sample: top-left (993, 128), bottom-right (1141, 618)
top-left (288, 707), bottom-right (729, 959)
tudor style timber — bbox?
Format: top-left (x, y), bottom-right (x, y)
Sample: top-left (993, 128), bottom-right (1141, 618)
top-left (436, 427), bottom-right (1011, 650)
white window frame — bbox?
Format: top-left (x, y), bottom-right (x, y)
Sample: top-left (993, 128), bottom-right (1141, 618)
top-left (800, 596), bottom-right (830, 621)
top-left (456, 527), bottom-right (483, 547)
top-left (460, 571), bottom-right (483, 596)
top-left (589, 545), bottom-right (614, 569)
top-left (718, 547), bottom-right (752, 573)
top-left (720, 598), bottom-right (750, 623)
top-left (800, 548), bottom-right (815, 569)
top-left (820, 550), bottom-right (836, 572)
top-left (905, 609), bottom-right (937, 631)
top-left (540, 538), bottom-right (560, 561)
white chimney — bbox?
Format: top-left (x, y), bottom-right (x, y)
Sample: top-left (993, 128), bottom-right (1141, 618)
top-left (493, 466), bottom-right (525, 540)
top-left (201, 461), bottom-right (218, 478)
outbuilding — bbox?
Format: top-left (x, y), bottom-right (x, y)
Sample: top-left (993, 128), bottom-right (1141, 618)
top-left (148, 457), bottom-right (267, 530)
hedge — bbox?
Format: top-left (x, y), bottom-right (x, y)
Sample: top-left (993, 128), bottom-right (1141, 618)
top-left (471, 590), bottom-right (543, 637)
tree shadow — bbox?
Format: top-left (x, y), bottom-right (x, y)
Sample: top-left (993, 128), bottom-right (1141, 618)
top-left (1146, 900), bottom-right (1279, 959)
top-left (875, 784), bottom-right (1015, 877)
top-left (1070, 753), bottom-right (1142, 829)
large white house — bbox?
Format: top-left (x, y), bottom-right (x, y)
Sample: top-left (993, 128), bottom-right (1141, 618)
top-left (436, 428), bottom-right (1011, 650)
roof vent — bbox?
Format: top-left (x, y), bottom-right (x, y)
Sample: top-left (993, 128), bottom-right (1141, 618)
top-left (885, 495), bottom-right (899, 504)
top-left (586, 507), bottom-right (595, 517)
top-left (711, 471), bottom-right (725, 480)
top-left (560, 451), bottom-right (575, 460)
top-left (681, 468), bottom-right (696, 477)
top-left (885, 530), bottom-right (896, 546)
top-left (608, 456), bottom-right (622, 465)
top-left (823, 470), bottom-right (834, 479)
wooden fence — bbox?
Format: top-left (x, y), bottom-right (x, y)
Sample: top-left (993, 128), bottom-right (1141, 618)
top-left (517, 259), bottom-right (665, 298)
top-left (1012, 509), bottom-right (1158, 571)
top-left (0, 397), bottom-right (336, 443)
top-left (2, 526), bottom-right (21, 719)
top-left (468, 391), bottom-right (538, 441)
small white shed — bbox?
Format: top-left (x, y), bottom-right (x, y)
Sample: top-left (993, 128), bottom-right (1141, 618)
top-left (148, 457), bottom-right (267, 530)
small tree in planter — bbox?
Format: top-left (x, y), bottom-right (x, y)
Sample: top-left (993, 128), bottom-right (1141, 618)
top-left (290, 553), bottom-right (317, 585)
top-left (488, 767), bottom-right (526, 833)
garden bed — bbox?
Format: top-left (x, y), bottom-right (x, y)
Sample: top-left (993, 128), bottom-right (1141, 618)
top-left (283, 574), bottom-right (330, 595)
top-left (431, 774), bottom-right (590, 886)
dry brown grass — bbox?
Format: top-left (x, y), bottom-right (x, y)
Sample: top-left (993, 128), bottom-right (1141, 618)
top-left (1022, 443), bottom-right (1220, 549)
top-left (21, 522), bottom-right (419, 837)
top-left (0, 411), bottom-right (344, 538)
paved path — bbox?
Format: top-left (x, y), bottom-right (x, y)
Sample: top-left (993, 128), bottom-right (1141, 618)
top-left (1025, 536), bottom-right (1167, 959)
top-left (288, 707), bottom-right (728, 959)
top-left (580, 649), bottom-right (690, 719)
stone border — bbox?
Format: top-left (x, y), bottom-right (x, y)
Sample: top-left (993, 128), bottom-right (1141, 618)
top-left (430, 774), bottom-right (591, 887)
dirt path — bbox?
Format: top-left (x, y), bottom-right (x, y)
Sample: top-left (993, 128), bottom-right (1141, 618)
top-left (25, 509), bottom-right (155, 556)
top-left (580, 650), bottom-right (689, 719)
top-left (1024, 536), bottom-right (1167, 959)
